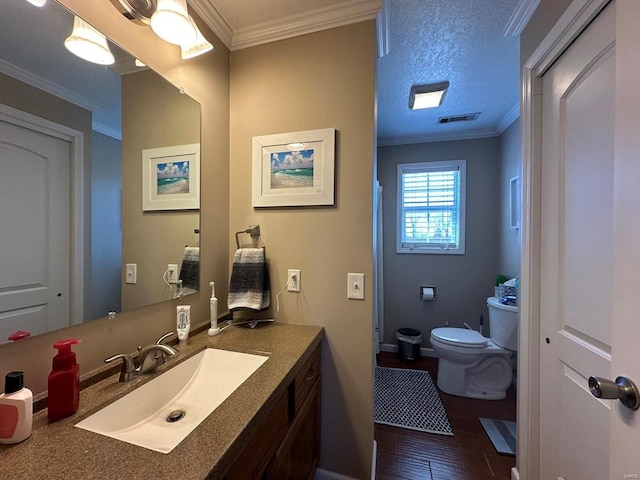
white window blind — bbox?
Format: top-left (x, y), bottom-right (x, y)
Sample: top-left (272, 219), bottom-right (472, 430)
top-left (397, 160), bottom-right (466, 254)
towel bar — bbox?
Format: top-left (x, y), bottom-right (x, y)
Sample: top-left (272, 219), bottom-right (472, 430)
top-left (235, 225), bottom-right (261, 249)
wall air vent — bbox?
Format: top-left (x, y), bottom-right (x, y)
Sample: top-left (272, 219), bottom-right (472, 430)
top-left (437, 113), bottom-right (480, 124)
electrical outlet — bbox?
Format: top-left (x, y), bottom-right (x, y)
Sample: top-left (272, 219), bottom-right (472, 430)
top-left (125, 263), bottom-right (137, 284)
top-left (347, 273), bottom-right (365, 300)
top-left (168, 264), bottom-right (178, 284)
top-left (288, 269), bottom-right (301, 292)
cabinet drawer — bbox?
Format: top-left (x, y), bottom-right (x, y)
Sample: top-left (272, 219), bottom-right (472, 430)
top-left (293, 345), bottom-right (320, 416)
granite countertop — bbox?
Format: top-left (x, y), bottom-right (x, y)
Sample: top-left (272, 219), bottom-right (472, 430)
top-left (0, 323), bottom-right (324, 480)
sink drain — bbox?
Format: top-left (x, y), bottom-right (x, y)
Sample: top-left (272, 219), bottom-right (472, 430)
top-left (166, 409), bottom-right (186, 423)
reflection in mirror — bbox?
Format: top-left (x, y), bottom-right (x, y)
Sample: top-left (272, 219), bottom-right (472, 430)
top-left (0, 0), bottom-right (201, 345)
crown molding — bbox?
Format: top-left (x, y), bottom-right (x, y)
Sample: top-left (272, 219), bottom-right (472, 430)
top-left (0, 59), bottom-right (123, 139)
top-left (201, 0), bottom-right (382, 51)
top-left (188, 0), bottom-right (233, 49)
top-left (93, 121), bottom-right (122, 140)
top-left (232, 0), bottom-right (382, 50)
top-left (503, 0), bottom-right (541, 36)
top-left (378, 127), bottom-right (502, 147)
top-left (496, 103), bottom-right (520, 134)
top-left (0, 58), bottom-right (101, 112)
top-left (376, 0), bottom-right (389, 58)
top-left (379, 103), bottom-right (521, 147)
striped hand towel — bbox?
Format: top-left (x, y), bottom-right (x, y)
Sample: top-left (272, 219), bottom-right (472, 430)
top-left (228, 248), bottom-right (270, 312)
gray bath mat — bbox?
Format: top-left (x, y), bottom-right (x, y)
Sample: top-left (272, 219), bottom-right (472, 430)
top-left (374, 366), bottom-right (453, 435)
top-left (479, 417), bottom-right (516, 456)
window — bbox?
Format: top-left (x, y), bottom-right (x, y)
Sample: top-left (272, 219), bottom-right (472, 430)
top-left (396, 159), bottom-right (466, 254)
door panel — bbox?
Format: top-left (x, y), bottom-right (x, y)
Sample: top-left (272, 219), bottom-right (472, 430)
top-left (539, 2), bottom-right (615, 478)
top-left (0, 119), bottom-right (70, 341)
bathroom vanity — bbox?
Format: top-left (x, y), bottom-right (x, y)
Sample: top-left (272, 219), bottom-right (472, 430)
top-left (0, 323), bottom-right (323, 480)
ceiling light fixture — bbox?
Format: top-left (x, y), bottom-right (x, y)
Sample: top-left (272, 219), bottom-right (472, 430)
top-left (180, 16), bottom-right (214, 60)
top-left (409, 81), bottom-right (450, 110)
top-left (150, 0), bottom-right (196, 46)
top-left (64, 16), bottom-right (115, 65)
top-left (26, 0), bottom-right (47, 6)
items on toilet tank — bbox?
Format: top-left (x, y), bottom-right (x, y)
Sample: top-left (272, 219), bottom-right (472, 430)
top-left (0, 371), bottom-right (33, 444)
top-left (177, 305), bottom-right (191, 342)
top-left (499, 277), bottom-right (518, 306)
top-left (47, 339), bottom-right (81, 422)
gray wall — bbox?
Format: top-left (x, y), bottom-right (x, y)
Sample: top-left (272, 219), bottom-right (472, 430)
top-left (498, 120), bottom-right (521, 277)
top-left (378, 137), bottom-right (500, 346)
top-left (91, 131), bottom-right (122, 320)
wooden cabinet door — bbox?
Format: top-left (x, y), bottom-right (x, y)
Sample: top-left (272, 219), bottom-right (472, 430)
top-left (267, 378), bottom-right (320, 480)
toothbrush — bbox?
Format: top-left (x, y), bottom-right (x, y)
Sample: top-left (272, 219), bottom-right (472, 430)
top-left (208, 282), bottom-right (220, 336)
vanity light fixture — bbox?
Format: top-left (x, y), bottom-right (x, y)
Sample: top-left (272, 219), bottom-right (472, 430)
top-left (150, 0), bottom-right (196, 46)
top-left (26, 0), bottom-right (47, 6)
top-left (64, 16), bottom-right (115, 65)
top-left (110, 0), bottom-right (213, 59)
top-left (409, 81), bottom-right (450, 110)
top-left (180, 16), bottom-right (214, 60)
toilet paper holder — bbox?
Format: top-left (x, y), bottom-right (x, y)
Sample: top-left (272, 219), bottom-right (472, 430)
top-left (420, 285), bottom-right (436, 301)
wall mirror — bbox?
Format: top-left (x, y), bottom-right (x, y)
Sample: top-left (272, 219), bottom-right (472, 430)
top-left (0, 0), bottom-right (201, 345)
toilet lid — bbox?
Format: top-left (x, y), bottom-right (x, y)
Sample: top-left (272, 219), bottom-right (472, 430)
top-left (431, 327), bottom-right (487, 348)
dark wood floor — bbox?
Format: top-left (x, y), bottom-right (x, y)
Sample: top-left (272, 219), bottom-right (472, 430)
top-left (375, 352), bottom-right (516, 480)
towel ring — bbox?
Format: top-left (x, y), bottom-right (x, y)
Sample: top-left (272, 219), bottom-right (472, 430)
top-left (235, 225), bottom-right (261, 249)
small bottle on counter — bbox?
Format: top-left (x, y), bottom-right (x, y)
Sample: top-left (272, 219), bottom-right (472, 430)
top-left (47, 339), bottom-right (81, 422)
top-left (0, 371), bottom-right (33, 444)
top-left (177, 305), bottom-right (191, 344)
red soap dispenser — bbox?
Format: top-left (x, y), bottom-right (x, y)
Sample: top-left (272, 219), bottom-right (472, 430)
top-left (47, 339), bottom-right (81, 422)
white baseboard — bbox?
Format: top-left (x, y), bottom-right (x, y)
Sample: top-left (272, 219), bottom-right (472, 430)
top-left (372, 440), bottom-right (377, 479)
top-left (314, 440), bottom-right (377, 480)
top-left (511, 466), bottom-right (520, 480)
top-left (314, 468), bottom-right (359, 480)
top-left (379, 342), bottom-right (438, 358)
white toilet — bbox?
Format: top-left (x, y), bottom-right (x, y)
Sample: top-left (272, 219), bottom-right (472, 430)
top-left (430, 297), bottom-right (518, 400)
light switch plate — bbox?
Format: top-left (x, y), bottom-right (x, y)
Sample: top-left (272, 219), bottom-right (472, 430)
top-left (125, 263), bottom-right (137, 284)
top-left (347, 273), bottom-right (365, 300)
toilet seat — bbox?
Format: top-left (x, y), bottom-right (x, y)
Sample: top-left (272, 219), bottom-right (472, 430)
top-left (431, 327), bottom-right (487, 348)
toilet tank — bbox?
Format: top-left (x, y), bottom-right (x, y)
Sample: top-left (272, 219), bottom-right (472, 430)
top-left (487, 297), bottom-right (518, 351)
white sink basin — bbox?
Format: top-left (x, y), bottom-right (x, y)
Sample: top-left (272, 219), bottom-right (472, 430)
top-left (75, 348), bottom-right (268, 454)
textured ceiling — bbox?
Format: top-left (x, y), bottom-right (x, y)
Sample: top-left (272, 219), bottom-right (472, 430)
top-left (198, 0), bottom-right (521, 145)
top-left (376, 0), bottom-right (520, 144)
top-left (2, 0), bottom-right (522, 146)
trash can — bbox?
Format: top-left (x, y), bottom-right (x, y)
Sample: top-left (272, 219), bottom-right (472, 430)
top-left (396, 328), bottom-right (422, 362)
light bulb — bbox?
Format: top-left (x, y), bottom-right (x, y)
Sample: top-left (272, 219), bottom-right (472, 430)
top-left (180, 16), bottom-right (214, 60)
top-left (151, 0), bottom-right (196, 46)
top-left (64, 16), bottom-right (115, 66)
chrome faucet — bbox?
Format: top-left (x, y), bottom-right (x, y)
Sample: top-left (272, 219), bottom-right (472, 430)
top-left (105, 332), bottom-right (178, 382)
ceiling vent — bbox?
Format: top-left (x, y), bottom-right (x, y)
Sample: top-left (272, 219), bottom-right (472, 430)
top-left (437, 113), bottom-right (480, 124)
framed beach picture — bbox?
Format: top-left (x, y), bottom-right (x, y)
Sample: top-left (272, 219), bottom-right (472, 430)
top-left (142, 143), bottom-right (200, 211)
top-left (252, 128), bottom-right (336, 207)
